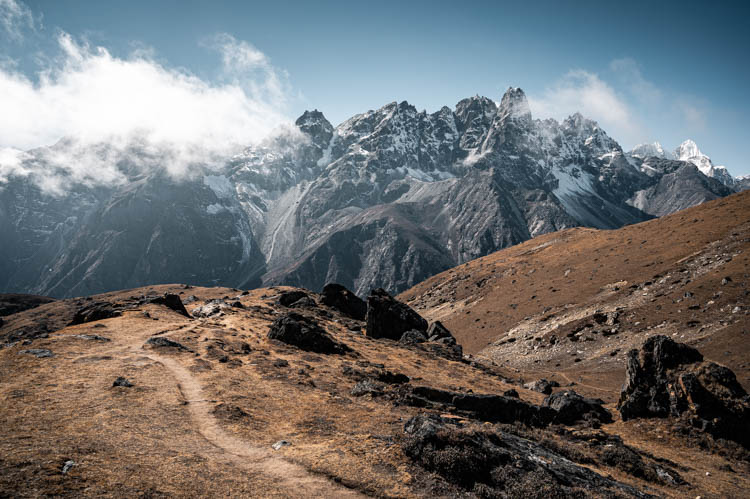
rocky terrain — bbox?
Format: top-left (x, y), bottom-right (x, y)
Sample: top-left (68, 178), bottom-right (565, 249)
top-left (401, 190), bottom-right (750, 385)
top-left (1, 88), bottom-right (743, 299)
top-left (1, 193), bottom-right (749, 497)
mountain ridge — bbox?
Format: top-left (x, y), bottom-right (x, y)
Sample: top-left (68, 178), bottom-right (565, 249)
top-left (0, 87), bottom-right (742, 298)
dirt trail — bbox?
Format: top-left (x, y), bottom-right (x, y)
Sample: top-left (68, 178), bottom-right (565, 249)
top-left (119, 336), bottom-right (363, 498)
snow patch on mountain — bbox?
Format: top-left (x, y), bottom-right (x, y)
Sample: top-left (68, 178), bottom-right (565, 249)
top-left (203, 175), bottom-right (234, 198)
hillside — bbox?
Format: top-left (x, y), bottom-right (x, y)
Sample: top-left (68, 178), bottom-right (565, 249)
top-left (400, 190), bottom-right (750, 398)
top-left (0, 193), bottom-right (748, 497)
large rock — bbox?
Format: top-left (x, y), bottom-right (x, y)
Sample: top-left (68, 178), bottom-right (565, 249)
top-left (524, 378), bottom-right (559, 395)
top-left (267, 312), bottom-right (351, 355)
top-left (191, 299), bottom-right (230, 318)
top-left (618, 335), bottom-right (750, 447)
top-left (365, 288), bottom-right (427, 340)
top-left (278, 290), bottom-right (309, 307)
top-left (402, 414), bottom-right (648, 497)
top-left (543, 390), bottom-right (612, 425)
top-left (618, 335), bottom-right (703, 419)
top-left (406, 386), bottom-right (553, 427)
top-left (147, 293), bottom-right (191, 317)
top-left (145, 336), bottom-right (193, 352)
top-left (320, 283), bottom-right (366, 320)
top-left (69, 302), bottom-right (122, 325)
top-left (426, 321), bottom-right (457, 345)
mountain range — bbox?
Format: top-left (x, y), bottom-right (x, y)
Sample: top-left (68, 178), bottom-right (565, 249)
top-left (0, 87), bottom-right (745, 298)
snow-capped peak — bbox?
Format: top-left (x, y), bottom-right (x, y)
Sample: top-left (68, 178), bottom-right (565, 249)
top-left (675, 139), bottom-right (714, 176)
top-left (629, 142), bottom-right (674, 159)
top-left (675, 139), bottom-right (704, 162)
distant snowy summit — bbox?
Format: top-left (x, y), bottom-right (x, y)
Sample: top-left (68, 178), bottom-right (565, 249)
top-left (629, 139), bottom-right (737, 187)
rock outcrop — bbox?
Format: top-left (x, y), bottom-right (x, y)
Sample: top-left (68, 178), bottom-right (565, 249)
top-left (618, 335), bottom-right (750, 447)
top-left (365, 289), bottom-right (428, 340)
top-left (69, 302), bottom-right (122, 325)
top-left (319, 283), bottom-right (366, 320)
top-left (402, 414), bottom-right (648, 497)
top-left (543, 390), bottom-right (612, 426)
top-left (147, 293), bottom-right (191, 317)
top-left (267, 312), bottom-right (351, 355)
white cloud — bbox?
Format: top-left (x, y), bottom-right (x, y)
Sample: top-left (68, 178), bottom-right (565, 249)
top-left (0, 0), bottom-right (34, 40)
top-left (0, 32), bottom-right (295, 193)
top-left (609, 57), bottom-right (661, 105)
top-left (209, 33), bottom-right (291, 110)
top-left (674, 98), bottom-right (707, 131)
top-left (528, 69), bottom-right (644, 144)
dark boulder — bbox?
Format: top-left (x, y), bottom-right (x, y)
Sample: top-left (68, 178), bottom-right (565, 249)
top-left (617, 335), bottom-right (750, 448)
top-left (426, 321), bottom-right (457, 345)
top-left (406, 386), bottom-right (553, 427)
top-left (113, 376), bottom-right (133, 387)
top-left (69, 302), bottom-right (122, 325)
top-left (618, 335), bottom-right (703, 420)
top-left (288, 296), bottom-right (317, 309)
top-left (365, 288), bottom-right (427, 340)
top-left (278, 290), bottom-right (309, 307)
top-left (400, 329), bottom-right (427, 344)
top-left (145, 336), bottom-right (193, 352)
top-left (402, 414), bottom-right (648, 497)
top-left (543, 390), bottom-right (613, 425)
top-left (148, 293), bottom-right (191, 317)
top-left (320, 283), bottom-right (366, 320)
top-left (524, 378), bottom-right (559, 395)
top-left (267, 312), bottom-right (351, 355)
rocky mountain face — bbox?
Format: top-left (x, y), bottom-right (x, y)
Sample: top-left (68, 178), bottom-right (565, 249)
top-left (0, 88), bottom-right (741, 298)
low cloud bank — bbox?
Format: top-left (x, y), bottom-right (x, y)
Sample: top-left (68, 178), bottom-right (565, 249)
top-left (0, 32), bottom-right (294, 194)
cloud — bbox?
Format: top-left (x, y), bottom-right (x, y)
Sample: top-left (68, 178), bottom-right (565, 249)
top-left (609, 57), bottom-right (661, 105)
top-left (209, 33), bottom-right (291, 109)
top-left (0, 31), bottom-right (294, 193)
top-left (0, 0), bottom-right (35, 40)
top-left (674, 98), bottom-right (707, 131)
top-left (528, 69), bottom-right (644, 144)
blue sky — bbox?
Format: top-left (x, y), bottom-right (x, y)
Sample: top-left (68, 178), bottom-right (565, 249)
top-left (2, 0), bottom-right (749, 175)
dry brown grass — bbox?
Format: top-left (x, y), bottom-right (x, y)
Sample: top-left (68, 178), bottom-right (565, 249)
top-left (2, 192), bottom-right (749, 497)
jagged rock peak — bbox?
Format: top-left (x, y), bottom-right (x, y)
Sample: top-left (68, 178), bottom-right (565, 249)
top-left (295, 109), bottom-right (330, 128)
top-left (498, 87), bottom-right (531, 121)
top-left (295, 109), bottom-right (333, 146)
top-left (563, 112), bottom-right (598, 131)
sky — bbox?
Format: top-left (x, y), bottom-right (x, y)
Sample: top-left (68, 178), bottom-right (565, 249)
top-left (1, 0), bottom-right (749, 176)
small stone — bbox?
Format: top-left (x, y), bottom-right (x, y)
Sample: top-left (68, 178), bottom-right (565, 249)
top-left (62, 460), bottom-right (75, 474)
top-left (19, 348), bottom-right (53, 358)
top-left (113, 377), bottom-right (133, 387)
top-left (272, 440), bottom-right (291, 450)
